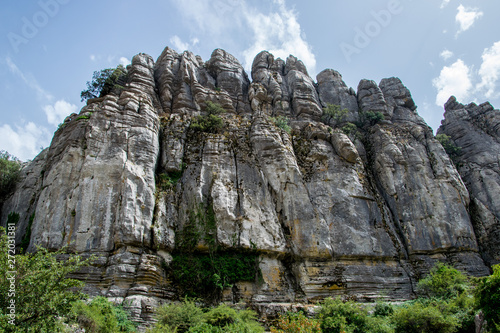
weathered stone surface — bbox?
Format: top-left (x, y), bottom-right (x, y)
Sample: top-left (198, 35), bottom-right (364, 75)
top-left (438, 97), bottom-right (500, 266)
top-left (357, 79), bottom-right (390, 119)
top-left (1, 47), bottom-right (496, 327)
top-left (317, 69), bottom-right (359, 122)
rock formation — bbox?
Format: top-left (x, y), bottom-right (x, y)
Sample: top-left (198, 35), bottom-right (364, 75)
top-left (1, 46), bottom-right (498, 326)
top-left (438, 97), bottom-right (500, 267)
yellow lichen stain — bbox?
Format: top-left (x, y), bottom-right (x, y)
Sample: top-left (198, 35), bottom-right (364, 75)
top-left (325, 284), bottom-right (344, 290)
top-left (263, 266), bottom-right (282, 291)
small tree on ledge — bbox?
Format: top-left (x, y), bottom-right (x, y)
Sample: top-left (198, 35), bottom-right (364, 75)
top-left (80, 65), bottom-right (127, 102)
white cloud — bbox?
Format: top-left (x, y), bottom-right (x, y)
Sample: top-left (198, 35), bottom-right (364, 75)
top-left (455, 5), bottom-right (483, 37)
top-left (440, 49), bottom-right (454, 61)
top-left (477, 41), bottom-right (500, 99)
top-left (119, 57), bottom-right (130, 66)
top-left (43, 100), bottom-right (78, 127)
top-left (433, 59), bottom-right (473, 106)
top-left (170, 35), bottom-right (190, 52)
top-left (440, 0), bottom-right (451, 9)
top-left (171, 0), bottom-right (316, 76)
top-left (90, 54), bottom-right (96, 61)
top-left (0, 122), bottom-right (51, 161)
top-left (5, 57), bottom-right (53, 102)
top-left (171, 0), bottom-right (242, 37)
top-left (242, 0), bottom-right (316, 75)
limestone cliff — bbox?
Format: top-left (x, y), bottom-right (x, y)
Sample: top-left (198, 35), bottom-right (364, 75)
top-left (438, 97), bottom-right (500, 267)
top-left (1, 47), bottom-right (497, 325)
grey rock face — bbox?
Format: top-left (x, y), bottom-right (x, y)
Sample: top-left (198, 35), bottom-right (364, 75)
top-left (1, 47), bottom-right (494, 325)
top-left (357, 79), bottom-right (389, 119)
top-left (316, 69), bottom-right (359, 122)
top-left (438, 97), bottom-right (500, 266)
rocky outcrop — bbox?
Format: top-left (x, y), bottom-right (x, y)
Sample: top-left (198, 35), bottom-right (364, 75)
top-left (2, 47), bottom-right (496, 327)
top-left (438, 97), bottom-right (500, 266)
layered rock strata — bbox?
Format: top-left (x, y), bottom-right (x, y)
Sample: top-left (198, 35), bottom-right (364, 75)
top-left (438, 97), bottom-right (500, 267)
top-left (1, 47), bottom-right (495, 326)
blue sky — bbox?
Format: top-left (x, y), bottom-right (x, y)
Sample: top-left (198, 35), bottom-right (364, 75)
top-left (1, 0), bottom-right (499, 161)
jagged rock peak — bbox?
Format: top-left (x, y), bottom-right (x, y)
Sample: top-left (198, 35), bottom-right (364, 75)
top-left (3, 44), bottom-right (499, 327)
top-left (438, 98), bottom-right (500, 266)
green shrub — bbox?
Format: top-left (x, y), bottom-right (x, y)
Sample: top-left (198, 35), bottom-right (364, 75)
top-left (190, 102), bottom-right (226, 134)
top-left (153, 299), bottom-right (204, 333)
top-left (436, 134), bottom-right (461, 161)
top-left (206, 101), bottom-right (225, 115)
top-left (0, 227), bottom-right (91, 332)
top-left (318, 297), bottom-right (370, 333)
top-left (391, 301), bottom-right (459, 333)
top-left (271, 311), bottom-right (321, 333)
top-left (416, 263), bottom-right (470, 299)
top-left (374, 302), bottom-right (394, 317)
top-left (270, 115), bottom-right (291, 133)
top-left (150, 301), bottom-right (263, 333)
top-left (364, 111), bottom-right (385, 125)
top-left (322, 104), bottom-right (349, 125)
top-left (341, 122), bottom-right (358, 137)
top-left (81, 65), bottom-right (127, 101)
top-left (157, 170), bottom-right (183, 191)
top-left (71, 296), bottom-right (136, 332)
top-left (0, 151), bottom-right (21, 198)
top-left (475, 264), bottom-right (500, 332)
top-left (204, 304), bottom-right (237, 327)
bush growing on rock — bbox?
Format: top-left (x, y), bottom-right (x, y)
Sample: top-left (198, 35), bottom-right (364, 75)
top-left (80, 65), bottom-right (127, 101)
top-left (436, 134), bottom-right (461, 161)
top-left (190, 101), bottom-right (226, 134)
top-left (270, 115), bottom-right (292, 133)
top-left (322, 104), bottom-right (349, 126)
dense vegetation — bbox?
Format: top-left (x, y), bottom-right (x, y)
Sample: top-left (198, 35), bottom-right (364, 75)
top-left (145, 262), bottom-right (499, 333)
top-left (0, 228), bottom-right (136, 332)
top-left (147, 300), bottom-right (264, 333)
top-left (0, 151), bottom-right (21, 199)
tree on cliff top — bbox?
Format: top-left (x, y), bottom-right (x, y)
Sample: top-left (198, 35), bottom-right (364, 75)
top-left (0, 151), bottom-right (21, 199)
top-left (80, 65), bottom-right (127, 102)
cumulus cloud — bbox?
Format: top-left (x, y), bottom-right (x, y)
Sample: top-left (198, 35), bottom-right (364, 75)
top-left (477, 41), bottom-right (500, 98)
top-left (43, 100), bottom-right (78, 127)
top-left (455, 5), bottom-right (483, 37)
top-left (0, 122), bottom-right (51, 161)
top-left (171, 0), bottom-right (242, 37)
top-left (440, 49), bottom-right (454, 61)
top-left (433, 41), bottom-right (500, 106)
top-left (433, 59), bottom-right (473, 106)
top-left (171, 0), bottom-right (316, 75)
top-left (119, 57), bottom-right (130, 66)
top-left (170, 35), bottom-right (190, 52)
top-left (242, 0), bottom-right (316, 75)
